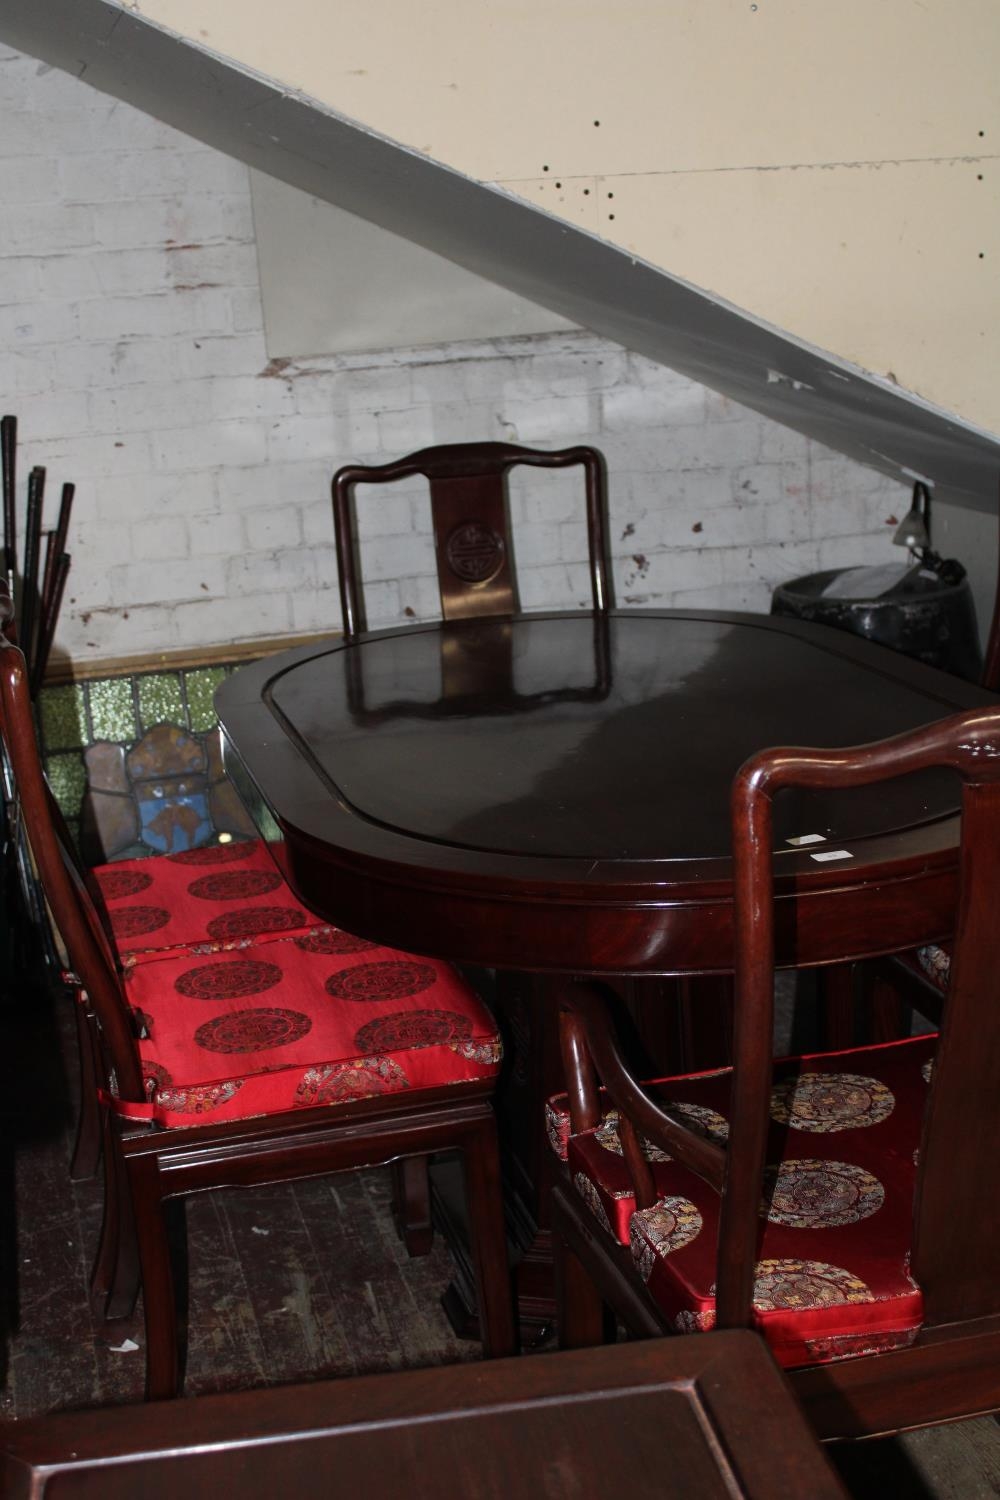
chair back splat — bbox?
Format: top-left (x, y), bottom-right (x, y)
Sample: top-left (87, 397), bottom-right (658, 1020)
top-left (332, 441), bottom-right (611, 637)
top-left (553, 703), bottom-right (1000, 1439)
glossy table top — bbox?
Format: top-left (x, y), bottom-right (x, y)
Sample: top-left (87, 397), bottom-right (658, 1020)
top-left (217, 610), bottom-right (995, 973)
top-left (0, 1332), bottom-right (847, 1499)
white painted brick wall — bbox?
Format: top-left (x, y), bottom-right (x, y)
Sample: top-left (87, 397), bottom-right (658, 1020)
top-left (0, 49), bottom-right (906, 666)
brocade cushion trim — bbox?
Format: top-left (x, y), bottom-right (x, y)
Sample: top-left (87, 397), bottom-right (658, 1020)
top-left (565, 1034), bottom-right (935, 1370)
top-left (88, 838), bottom-right (328, 966)
top-left (125, 936), bottom-right (501, 1127)
top-left (915, 944), bottom-right (951, 991)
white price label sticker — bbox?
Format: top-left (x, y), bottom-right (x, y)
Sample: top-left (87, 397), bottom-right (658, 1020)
top-left (810, 849), bottom-right (853, 863)
top-left (786, 833), bottom-right (826, 846)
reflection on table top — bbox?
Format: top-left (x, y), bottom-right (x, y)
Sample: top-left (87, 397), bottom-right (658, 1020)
top-left (216, 610), bottom-right (996, 973)
top-left (223, 610), bottom-right (993, 860)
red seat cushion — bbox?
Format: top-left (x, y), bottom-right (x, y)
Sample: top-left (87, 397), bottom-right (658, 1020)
top-left (88, 839), bottom-right (326, 967)
top-left (123, 930), bottom-right (501, 1127)
top-left (562, 1035), bottom-right (935, 1370)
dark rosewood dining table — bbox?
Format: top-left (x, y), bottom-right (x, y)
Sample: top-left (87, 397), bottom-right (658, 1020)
top-left (0, 1332), bottom-right (847, 1498)
top-left (216, 608), bottom-right (996, 1330)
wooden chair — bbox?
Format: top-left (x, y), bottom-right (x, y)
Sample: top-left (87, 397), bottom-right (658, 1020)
top-left (551, 703), bottom-right (1000, 1440)
top-left (333, 441), bottom-right (612, 1258)
top-left (331, 441), bottom-right (611, 636)
top-left (0, 635), bottom-right (516, 1399)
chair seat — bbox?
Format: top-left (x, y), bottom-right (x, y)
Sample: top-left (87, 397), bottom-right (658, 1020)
top-left (123, 931), bottom-right (502, 1127)
top-left (555, 1034), bottom-right (935, 1369)
top-left (89, 839), bottom-right (326, 967)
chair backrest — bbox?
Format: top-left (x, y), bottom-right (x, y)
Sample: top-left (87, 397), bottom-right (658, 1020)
top-left (0, 634), bottom-right (143, 1101)
top-left (331, 441), bottom-right (611, 638)
top-left (561, 703), bottom-right (1000, 1334)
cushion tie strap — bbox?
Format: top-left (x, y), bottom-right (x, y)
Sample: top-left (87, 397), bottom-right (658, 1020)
top-left (97, 1089), bottom-right (156, 1121)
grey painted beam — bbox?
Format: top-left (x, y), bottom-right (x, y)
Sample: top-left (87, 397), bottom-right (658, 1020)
top-left (2, 0), bottom-right (998, 509)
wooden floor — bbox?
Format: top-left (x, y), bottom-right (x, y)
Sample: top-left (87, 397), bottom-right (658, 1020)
top-left (3, 980), bottom-right (1000, 1497)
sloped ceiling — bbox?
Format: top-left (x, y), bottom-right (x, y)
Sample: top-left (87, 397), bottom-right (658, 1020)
top-left (2, 0), bottom-right (999, 509)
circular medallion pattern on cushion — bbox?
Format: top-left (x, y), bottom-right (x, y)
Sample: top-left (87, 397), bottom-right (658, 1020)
top-left (354, 1009), bottom-right (474, 1053)
top-left (110, 905), bottom-right (170, 938)
top-left (187, 870), bottom-right (283, 901)
top-left (96, 868), bottom-right (153, 900)
top-left (194, 1007), bottom-right (312, 1053)
top-left (293, 928), bottom-right (377, 955)
top-left (205, 907), bottom-right (308, 942)
top-left (770, 1072), bottom-right (894, 1133)
top-left (175, 958), bottom-right (284, 1001)
top-left (595, 1102), bottom-right (728, 1162)
top-left (751, 1258), bottom-right (874, 1311)
top-left (761, 1159), bottom-right (885, 1227)
top-left (167, 843), bottom-right (254, 865)
top-left (633, 1196), bottom-right (703, 1261)
top-left (296, 1056), bottom-right (409, 1105)
top-left (324, 960), bottom-right (437, 1003)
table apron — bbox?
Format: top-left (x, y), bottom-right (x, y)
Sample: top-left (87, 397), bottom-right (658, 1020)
top-left (282, 848), bottom-right (956, 976)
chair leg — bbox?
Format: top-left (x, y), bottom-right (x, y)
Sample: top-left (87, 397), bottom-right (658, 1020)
top-left (553, 1212), bottom-right (612, 1350)
top-left (92, 1117), bottom-right (141, 1319)
top-left (91, 1108), bottom-right (120, 1311)
top-left (126, 1155), bottom-right (181, 1401)
top-left (106, 1147), bottom-right (141, 1320)
top-left (459, 1115), bottom-right (517, 1360)
top-left (390, 1155), bottom-right (434, 1257)
top-left (69, 1001), bottom-right (101, 1182)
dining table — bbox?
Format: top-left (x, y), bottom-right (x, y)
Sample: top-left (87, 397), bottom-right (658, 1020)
top-left (0, 1331), bottom-right (848, 1498)
top-left (216, 606), bottom-right (996, 1332)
